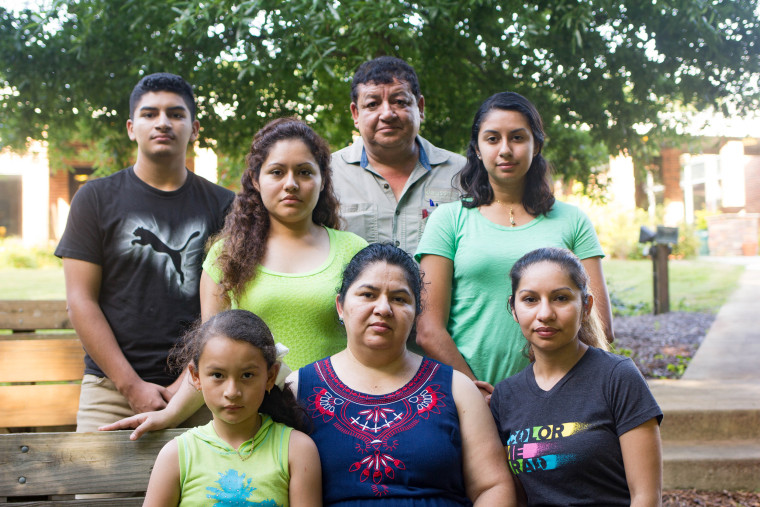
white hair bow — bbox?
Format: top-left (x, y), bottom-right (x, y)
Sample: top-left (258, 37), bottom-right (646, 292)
top-left (273, 343), bottom-right (292, 389)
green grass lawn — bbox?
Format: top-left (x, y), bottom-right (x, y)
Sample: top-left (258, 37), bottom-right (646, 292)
top-left (1, 267), bottom-right (66, 299)
top-left (602, 259), bottom-right (745, 315)
top-left (0, 260), bottom-right (745, 315)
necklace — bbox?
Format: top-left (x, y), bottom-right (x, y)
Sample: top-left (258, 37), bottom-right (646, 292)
top-left (494, 199), bottom-right (517, 227)
top-left (212, 418), bottom-right (260, 461)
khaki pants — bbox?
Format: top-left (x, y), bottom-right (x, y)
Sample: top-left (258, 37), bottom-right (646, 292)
top-left (76, 374), bottom-right (211, 432)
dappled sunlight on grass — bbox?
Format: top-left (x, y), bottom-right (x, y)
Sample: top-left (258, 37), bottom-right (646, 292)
top-left (603, 259), bottom-right (745, 315)
top-left (1, 267), bottom-right (65, 299)
top-left (0, 260), bottom-right (747, 312)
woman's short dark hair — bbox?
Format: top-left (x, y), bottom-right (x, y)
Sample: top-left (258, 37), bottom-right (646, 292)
top-left (210, 117), bottom-right (342, 302)
top-left (171, 309), bottom-right (309, 432)
top-left (459, 91), bottom-right (555, 216)
top-left (337, 243), bottom-right (423, 339)
top-left (509, 247), bottom-right (607, 352)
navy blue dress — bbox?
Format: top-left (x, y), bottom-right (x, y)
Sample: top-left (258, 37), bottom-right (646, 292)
top-left (298, 357), bottom-right (472, 506)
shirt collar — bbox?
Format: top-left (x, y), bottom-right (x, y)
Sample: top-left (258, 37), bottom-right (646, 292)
top-left (360, 138), bottom-right (432, 172)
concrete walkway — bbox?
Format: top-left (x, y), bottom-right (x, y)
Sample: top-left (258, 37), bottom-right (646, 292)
top-left (648, 256), bottom-right (760, 491)
top-left (683, 257), bottom-right (760, 382)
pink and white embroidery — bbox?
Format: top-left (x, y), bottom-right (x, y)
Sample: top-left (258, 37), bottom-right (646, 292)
top-left (307, 359), bottom-right (448, 491)
top-left (353, 407), bottom-right (403, 432)
top-left (411, 385), bottom-right (445, 419)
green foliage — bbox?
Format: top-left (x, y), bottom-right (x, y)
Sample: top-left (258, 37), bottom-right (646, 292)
top-left (0, 239), bottom-right (61, 269)
top-left (591, 204), bottom-right (650, 260)
top-left (608, 287), bottom-right (651, 316)
top-left (2, 0), bottom-right (759, 184)
top-left (575, 199), bottom-right (702, 260)
top-left (671, 222), bottom-right (700, 259)
top-left (664, 355), bottom-right (690, 378)
top-left (694, 208), bottom-right (721, 230)
top-left (612, 345), bottom-right (633, 358)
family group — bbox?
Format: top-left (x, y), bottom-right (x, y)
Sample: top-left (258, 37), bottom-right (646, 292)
top-left (55, 56), bottom-right (663, 506)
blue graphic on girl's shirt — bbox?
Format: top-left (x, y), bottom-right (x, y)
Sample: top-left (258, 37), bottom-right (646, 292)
top-left (206, 469), bottom-right (282, 507)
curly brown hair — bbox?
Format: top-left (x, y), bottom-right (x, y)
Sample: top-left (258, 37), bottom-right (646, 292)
top-left (209, 118), bottom-right (342, 302)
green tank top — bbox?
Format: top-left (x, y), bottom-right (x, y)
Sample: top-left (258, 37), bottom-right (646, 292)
top-left (203, 227), bottom-right (368, 370)
top-left (177, 415), bottom-right (291, 506)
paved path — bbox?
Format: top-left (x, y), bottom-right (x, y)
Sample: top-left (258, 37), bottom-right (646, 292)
top-left (648, 256), bottom-right (760, 490)
top-left (682, 257), bottom-right (760, 381)
top-left (650, 256), bottom-right (760, 409)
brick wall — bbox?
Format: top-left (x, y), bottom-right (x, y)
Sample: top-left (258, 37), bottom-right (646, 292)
top-left (49, 170), bottom-right (70, 207)
top-left (48, 169), bottom-right (70, 240)
top-left (707, 214), bottom-right (759, 256)
top-left (661, 147), bottom-right (683, 203)
top-left (745, 155), bottom-right (760, 214)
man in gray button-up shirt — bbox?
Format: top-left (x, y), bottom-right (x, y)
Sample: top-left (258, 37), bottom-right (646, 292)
top-left (331, 56), bottom-right (465, 256)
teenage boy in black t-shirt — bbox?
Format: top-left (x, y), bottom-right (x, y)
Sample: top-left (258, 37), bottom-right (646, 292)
top-left (55, 73), bottom-right (234, 431)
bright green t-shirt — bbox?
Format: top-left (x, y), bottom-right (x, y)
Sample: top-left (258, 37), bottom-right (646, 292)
top-left (415, 200), bottom-right (604, 384)
top-left (177, 415), bottom-right (291, 506)
top-left (203, 227), bottom-right (367, 370)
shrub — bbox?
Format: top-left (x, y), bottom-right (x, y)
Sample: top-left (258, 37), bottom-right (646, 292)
top-left (0, 239), bottom-right (61, 269)
top-left (560, 194), bottom-right (700, 260)
top-left (671, 222), bottom-right (700, 259)
top-left (608, 286), bottom-right (651, 316)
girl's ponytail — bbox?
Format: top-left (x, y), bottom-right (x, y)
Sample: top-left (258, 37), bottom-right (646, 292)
top-left (260, 383), bottom-right (311, 433)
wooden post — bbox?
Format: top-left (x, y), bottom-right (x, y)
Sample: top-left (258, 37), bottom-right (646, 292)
top-left (651, 244), bottom-right (671, 314)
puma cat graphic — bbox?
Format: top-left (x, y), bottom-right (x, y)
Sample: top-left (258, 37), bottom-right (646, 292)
top-left (131, 227), bottom-right (201, 284)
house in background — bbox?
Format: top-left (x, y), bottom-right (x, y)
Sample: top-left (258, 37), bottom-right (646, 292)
top-left (598, 134), bottom-right (760, 257)
top-left (0, 142), bottom-right (220, 247)
top-left (655, 137), bottom-right (760, 256)
top-left (0, 141), bottom-right (51, 245)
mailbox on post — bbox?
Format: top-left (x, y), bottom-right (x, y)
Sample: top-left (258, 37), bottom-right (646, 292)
top-left (639, 226), bottom-right (679, 315)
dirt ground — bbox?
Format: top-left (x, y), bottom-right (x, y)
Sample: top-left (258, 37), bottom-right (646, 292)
top-left (615, 312), bottom-right (760, 505)
top-left (663, 489), bottom-right (760, 506)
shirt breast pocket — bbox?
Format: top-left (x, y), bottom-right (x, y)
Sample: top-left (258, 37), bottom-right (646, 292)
top-left (340, 203), bottom-right (378, 243)
top-left (420, 188), bottom-right (459, 236)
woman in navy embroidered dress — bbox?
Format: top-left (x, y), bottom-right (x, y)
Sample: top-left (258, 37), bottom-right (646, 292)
top-left (287, 243), bottom-right (515, 506)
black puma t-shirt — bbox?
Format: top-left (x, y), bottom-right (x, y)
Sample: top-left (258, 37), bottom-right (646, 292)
top-left (55, 167), bottom-right (234, 384)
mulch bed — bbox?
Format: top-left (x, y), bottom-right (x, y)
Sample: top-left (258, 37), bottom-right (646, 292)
top-left (614, 312), bottom-right (760, 505)
top-left (612, 311), bottom-right (716, 379)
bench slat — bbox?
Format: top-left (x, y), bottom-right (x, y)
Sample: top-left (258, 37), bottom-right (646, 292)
top-left (0, 430), bottom-right (183, 497)
top-left (0, 339), bottom-right (84, 382)
top-left (0, 384), bottom-right (81, 427)
top-left (0, 301), bottom-right (70, 330)
top-left (0, 332), bottom-right (78, 341)
top-left (0, 498), bottom-right (144, 506)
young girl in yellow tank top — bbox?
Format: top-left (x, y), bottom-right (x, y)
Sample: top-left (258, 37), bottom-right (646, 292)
top-left (144, 309), bottom-right (321, 506)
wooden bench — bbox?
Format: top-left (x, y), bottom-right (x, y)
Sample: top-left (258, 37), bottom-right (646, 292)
top-left (0, 300), bottom-right (84, 430)
top-left (0, 429), bottom-right (184, 504)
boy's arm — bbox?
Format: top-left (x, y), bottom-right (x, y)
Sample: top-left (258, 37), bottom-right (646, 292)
top-left (63, 257), bottom-right (171, 413)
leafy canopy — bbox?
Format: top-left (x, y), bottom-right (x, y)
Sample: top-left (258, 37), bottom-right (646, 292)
top-left (1, 0), bottom-right (758, 187)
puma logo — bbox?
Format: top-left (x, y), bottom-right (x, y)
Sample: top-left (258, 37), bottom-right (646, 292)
top-left (131, 227), bottom-right (201, 284)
